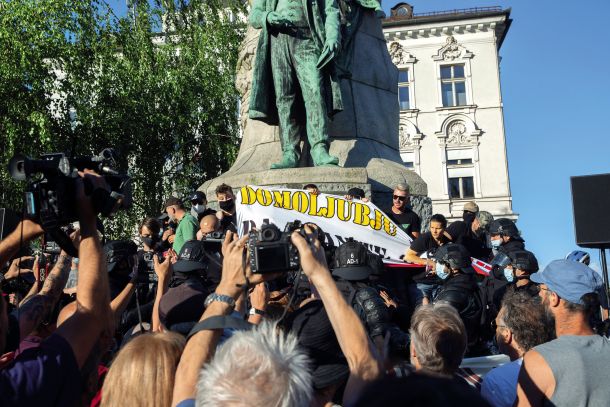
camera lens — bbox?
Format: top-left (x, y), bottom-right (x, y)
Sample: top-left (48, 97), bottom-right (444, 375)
top-left (260, 225), bottom-right (280, 241)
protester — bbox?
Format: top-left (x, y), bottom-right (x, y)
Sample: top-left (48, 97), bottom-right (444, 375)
top-left (481, 290), bottom-right (554, 407)
top-left (384, 183), bottom-right (421, 239)
top-left (139, 217), bottom-right (162, 253)
top-left (445, 206), bottom-right (491, 260)
top-left (345, 187), bottom-right (369, 202)
top-left (197, 214), bottom-right (220, 240)
top-left (461, 201), bottom-right (479, 223)
top-left (164, 196), bottom-right (199, 253)
top-left (404, 214), bottom-right (449, 306)
top-left (101, 332), bottom-right (185, 407)
top-left (355, 374), bottom-right (490, 407)
top-left (409, 302), bottom-right (467, 377)
top-left (215, 183), bottom-right (238, 233)
top-left (188, 190), bottom-right (210, 221)
top-left (516, 260), bottom-right (610, 406)
top-left (304, 183), bottom-right (320, 195)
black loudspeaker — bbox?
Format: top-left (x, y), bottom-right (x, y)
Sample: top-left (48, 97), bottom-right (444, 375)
top-left (571, 174), bottom-right (610, 248)
top-left (0, 208), bottom-right (20, 240)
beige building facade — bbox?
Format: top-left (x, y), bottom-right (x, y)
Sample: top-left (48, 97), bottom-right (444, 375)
top-left (383, 3), bottom-right (516, 221)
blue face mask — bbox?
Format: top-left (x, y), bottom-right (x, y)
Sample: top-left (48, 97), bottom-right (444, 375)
top-left (491, 239), bottom-right (502, 249)
top-left (436, 263), bottom-right (449, 280)
top-left (503, 267), bottom-right (514, 283)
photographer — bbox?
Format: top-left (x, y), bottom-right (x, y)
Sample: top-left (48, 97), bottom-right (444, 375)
top-left (0, 170), bottom-right (112, 406)
top-left (157, 240), bottom-right (211, 333)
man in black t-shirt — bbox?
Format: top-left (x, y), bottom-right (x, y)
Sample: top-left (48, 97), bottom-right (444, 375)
top-left (445, 209), bottom-right (492, 261)
top-left (384, 183), bottom-right (421, 239)
top-left (404, 214), bottom-right (449, 305)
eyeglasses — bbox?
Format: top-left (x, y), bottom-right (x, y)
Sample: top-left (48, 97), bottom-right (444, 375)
top-left (491, 320), bottom-right (507, 330)
top-left (393, 195), bottom-right (407, 201)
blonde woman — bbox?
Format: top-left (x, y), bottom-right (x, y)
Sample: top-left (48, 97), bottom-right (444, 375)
top-left (101, 332), bottom-right (185, 407)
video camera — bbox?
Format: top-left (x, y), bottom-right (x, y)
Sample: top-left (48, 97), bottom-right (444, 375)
top-left (248, 220), bottom-right (305, 274)
top-left (8, 148), bottom-right (132, 257)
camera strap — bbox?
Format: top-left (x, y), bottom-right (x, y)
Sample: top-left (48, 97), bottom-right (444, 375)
top-left (186, 316), bottom-right (252, 341)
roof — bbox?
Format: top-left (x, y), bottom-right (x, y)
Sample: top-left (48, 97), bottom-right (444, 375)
top-left (383, 5), bottom-right (512, 49)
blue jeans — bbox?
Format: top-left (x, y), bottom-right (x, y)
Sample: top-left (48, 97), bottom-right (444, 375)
top-left (409, 282), bottom-right (441, 306)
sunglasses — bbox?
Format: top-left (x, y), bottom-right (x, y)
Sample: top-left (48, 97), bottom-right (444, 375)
top-left (393, 195), bottom-right (407, 201)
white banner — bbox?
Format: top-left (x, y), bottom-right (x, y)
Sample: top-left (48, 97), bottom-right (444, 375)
top-left (236, 185), bottom-right (412, 261)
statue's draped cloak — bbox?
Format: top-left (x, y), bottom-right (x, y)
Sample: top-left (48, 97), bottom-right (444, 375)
top-left (248, 0), bottom-right (344, 126)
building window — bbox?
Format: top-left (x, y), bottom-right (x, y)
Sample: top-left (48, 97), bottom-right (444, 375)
top-left (398, 69), bottom-right (410, 110)
top-left (448, 176), bottom-right (474, 198)
top-left (446, 158), bottom-right (472, 166)
top-left (440, 64), bottom-right (466, 107)
top-left (446, 149), bottom-right (475, 199)
top-left (400, 150), bottom-right (415, 168)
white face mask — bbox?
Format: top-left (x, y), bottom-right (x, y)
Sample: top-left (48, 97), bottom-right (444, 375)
top-left (192, 203), bottom-right (207, 215)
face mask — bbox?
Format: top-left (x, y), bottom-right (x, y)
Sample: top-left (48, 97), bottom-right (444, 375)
top-left (192, 203), bottom-right (207, 214)
top-left (503, 267), bottom-right (514, 283)
top-left (436, 263), bottom-right (449, 280)
top-left (219, 199), bottom-right (235, 211)
top-left (491, 239), bottom-right (502, 249)
top-left (141, 237), bottom-right (156, 248)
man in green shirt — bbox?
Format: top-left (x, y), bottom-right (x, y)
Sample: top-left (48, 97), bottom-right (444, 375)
top-left (164, 196), bottom-right (199, 254)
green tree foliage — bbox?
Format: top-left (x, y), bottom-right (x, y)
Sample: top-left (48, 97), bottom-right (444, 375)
top-left (0, 0), bottom-right (245, 238)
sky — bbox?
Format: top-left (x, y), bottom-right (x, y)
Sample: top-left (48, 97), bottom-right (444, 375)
top-left (106, 0), bottom-right (610, 269)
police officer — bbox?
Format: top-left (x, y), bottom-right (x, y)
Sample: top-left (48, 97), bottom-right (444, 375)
top-left (433, 243), bottom-right (482, 349)
top-left (489, 218), bottom-right (525, 254)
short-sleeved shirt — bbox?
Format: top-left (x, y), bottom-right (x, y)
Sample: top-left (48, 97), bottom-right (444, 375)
top-left (0, 334), bottom-right (82, 406)
top-left (385, 207), bottom-right (421, 238)
top-left (446, 220), bottom-right (491, 260)
top-left (173, 213), bottom-right (199, 253)
top-left (481, 358), bottom-right (522, 407)
top-left (409, 232), bottom-right (448, 284)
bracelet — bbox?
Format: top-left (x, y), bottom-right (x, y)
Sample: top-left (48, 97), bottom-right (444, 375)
top-left (204, 293), bottom-right (236, 309)
top-left (249, 307), bottom-right (265, 316)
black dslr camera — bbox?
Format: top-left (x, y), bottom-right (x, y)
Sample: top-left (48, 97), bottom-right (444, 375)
top-left (248, 220), bottom-right (303, 274)
top-left (8, 148), bottom-right (132, 256)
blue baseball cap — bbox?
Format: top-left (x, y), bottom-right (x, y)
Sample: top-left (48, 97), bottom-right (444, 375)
top-left (530, 259), bottom-right (603, 305)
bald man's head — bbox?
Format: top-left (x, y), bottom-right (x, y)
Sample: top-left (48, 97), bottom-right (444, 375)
top-left (200, 214), bottom-right (219, 236)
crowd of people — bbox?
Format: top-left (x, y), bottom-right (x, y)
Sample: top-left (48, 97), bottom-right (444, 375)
top-left (0, 174), bottom-right (609, 407)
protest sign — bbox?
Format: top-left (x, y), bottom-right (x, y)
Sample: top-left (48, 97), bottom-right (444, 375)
top-left (236, 185), bottom-right (412, 261)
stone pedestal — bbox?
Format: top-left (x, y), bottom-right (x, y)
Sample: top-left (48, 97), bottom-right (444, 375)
top-left (203, 10), bottom-right (429, 214)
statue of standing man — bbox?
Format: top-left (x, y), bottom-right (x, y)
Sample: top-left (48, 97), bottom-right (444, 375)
top-left (248, 0), bottom-right (344, 168)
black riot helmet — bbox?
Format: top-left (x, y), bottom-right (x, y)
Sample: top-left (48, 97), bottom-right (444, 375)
top-left (489, 218), bottom-right (520, 239)
top-left (507, 250), bottom-right (539, 273)
top-left (433, 243), bottom-right (472, 270)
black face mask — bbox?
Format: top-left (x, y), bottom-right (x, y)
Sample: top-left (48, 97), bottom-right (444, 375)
top-left (219, 199), bottom-right (235, 212)
top-left (141, 237), bottom-right (157, 248)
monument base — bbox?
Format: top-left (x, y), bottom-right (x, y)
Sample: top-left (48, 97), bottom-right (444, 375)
top-left (202, 157), bottom-right (427, 210)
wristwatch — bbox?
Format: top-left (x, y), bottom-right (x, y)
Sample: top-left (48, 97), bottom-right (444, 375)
top-left (249, 307), bottom-right (265, 316)
top-left (204, 293), bottom-right (236, 309)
